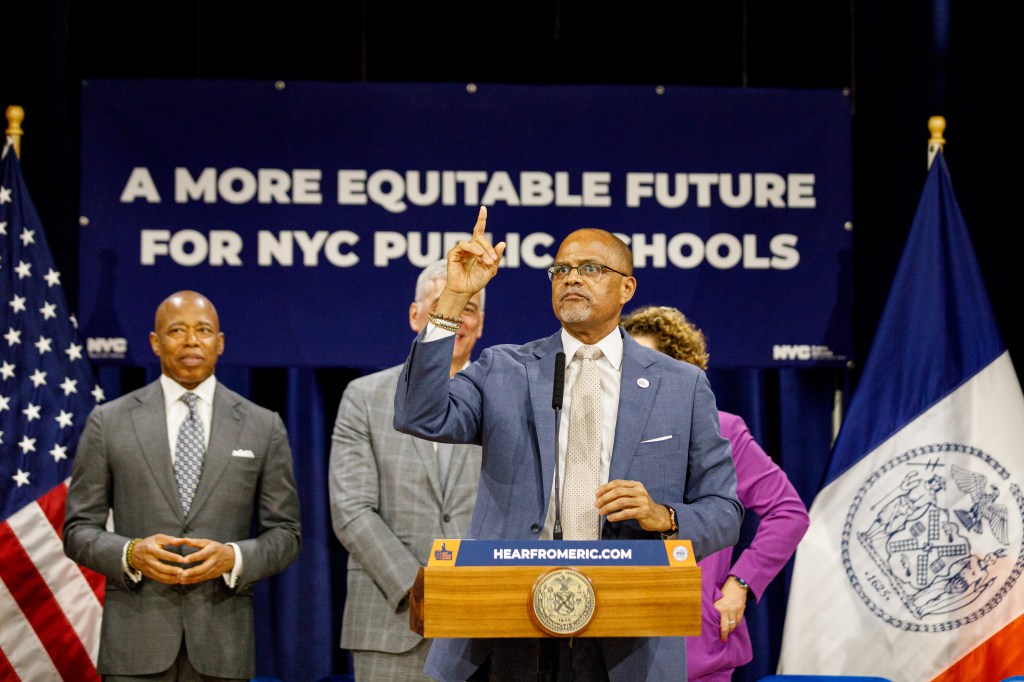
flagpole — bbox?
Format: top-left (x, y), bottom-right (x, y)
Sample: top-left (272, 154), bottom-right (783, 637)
top-left (831, 373), bottom-right (842, 446)
top-left (5, 105), bottom-right (24, 158)
top-left (927, 114), bottom-right (945, 169)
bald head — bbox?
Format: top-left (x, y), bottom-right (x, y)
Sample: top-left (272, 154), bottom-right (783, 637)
top-left (150, 290), bottom-right (224, 389)
top-left (561, 229), bottom-right (633, 276)
top-left (154, 291), bottom-right (220, 330)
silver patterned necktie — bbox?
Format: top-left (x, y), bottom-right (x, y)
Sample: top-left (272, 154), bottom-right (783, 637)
top-left (563, 345), bottom-right (603, 540)
top-left (437, 442), bottom-right (453, 494)
top-left (174, 392), bottom-right (206, 515)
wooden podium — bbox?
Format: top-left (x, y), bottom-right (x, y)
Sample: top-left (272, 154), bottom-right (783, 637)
top-left (411, 539), bottom-right (702, 638)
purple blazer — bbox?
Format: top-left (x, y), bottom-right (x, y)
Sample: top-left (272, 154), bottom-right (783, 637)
top-left (686, 411), bottom-right (810, 681)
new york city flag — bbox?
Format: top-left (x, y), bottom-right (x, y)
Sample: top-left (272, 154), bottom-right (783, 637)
top-left (778, 152), bottom-right (1024, 681)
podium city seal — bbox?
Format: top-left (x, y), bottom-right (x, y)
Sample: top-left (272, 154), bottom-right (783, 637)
top-left (530, 567), bottom-right (597, 636)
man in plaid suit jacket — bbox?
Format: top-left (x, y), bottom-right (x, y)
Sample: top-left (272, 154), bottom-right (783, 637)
top-left (329, 260), bottom-right (486, 681)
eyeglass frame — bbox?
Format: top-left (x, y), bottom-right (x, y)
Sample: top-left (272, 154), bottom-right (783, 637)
top-left (547, 262), bottom-right (631, 281)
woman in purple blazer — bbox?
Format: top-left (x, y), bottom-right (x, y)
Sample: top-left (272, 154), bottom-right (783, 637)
top-left (622, 305), bottom-right (810, 682)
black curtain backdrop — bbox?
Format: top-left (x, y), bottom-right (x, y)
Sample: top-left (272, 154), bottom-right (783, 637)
top-left (3, 2), bottom-right (1020, 680)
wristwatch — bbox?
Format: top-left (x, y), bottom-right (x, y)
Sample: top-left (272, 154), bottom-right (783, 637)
top-left (730, 575), bottom-right (750, 590)
top-left (660, 504), bottom-right (678, 539)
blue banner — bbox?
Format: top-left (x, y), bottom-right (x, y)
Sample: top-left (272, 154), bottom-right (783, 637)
top-left (78, 80), bottom-right (852, 368)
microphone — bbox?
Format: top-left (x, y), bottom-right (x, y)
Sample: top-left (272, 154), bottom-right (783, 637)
top-left (551, 352), bottom-right (566, 541)
top-left (552, 351), bottom-right (566, 410)
top-left (540, 352), bottom-right (566, 681)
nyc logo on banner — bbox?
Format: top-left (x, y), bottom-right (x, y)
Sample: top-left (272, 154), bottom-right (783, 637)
top-left (78, 81), bottom-right (851, 368)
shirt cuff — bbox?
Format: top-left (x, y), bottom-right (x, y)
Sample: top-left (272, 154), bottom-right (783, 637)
top-left (222, 542), bottom-right (243, 588)
top-left (422, 324), bottom-right (455, 342)
top-left (122, 539), bottom-right (142, 583)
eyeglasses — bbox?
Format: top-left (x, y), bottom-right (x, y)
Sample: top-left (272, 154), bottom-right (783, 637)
top-left (547, 263), bottom-right (630, 281)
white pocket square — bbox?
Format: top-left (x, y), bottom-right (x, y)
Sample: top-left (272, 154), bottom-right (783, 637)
top-left (640, 435), bottom-right (673, 443)
top-left (231, 449), bottom-right (255, 458)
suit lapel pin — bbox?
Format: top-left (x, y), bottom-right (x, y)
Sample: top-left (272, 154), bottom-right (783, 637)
top-left (637, 378), bottom-right (650, 388)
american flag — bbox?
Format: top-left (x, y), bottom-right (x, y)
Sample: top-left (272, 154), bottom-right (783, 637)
top-left (1, 137), bottom-right (105, 680)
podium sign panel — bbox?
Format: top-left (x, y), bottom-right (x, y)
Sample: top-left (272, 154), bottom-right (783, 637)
top-left (411, 540), bottom-right (701, 638)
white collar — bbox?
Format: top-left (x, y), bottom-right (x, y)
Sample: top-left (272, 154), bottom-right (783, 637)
top-left (560, 327), bottom-right (623, 370)
top-left (160, 374), bottom-right (218, 410)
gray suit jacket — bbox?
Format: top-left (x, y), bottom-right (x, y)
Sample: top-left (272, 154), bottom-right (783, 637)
top-left (330, 364), bottom-right (481, 653)
top-left (63, 379), bottom-right (302, 678)
top-left (394, 329), bottom-right (742, 682)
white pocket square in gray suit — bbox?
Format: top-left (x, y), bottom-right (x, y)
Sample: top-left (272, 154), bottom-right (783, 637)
top-left (231, 449), bottom-right (255, 458)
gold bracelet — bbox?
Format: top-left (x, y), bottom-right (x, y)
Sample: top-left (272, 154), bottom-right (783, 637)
top-left (429, 319), bottom-right (460, 332)
top-left (427, 311), bottom-right (461, 332)
top-left (126, 538), bottom-right (142, 570)
top-left (427, 308), bottom-right (464, 325)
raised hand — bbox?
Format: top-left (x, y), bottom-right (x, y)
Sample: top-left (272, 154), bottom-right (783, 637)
top-left (434, 207), bottom-right (506, 316)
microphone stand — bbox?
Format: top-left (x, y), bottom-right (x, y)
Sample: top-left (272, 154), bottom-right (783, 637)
top-left (538, 352), bottom-right (566, 682)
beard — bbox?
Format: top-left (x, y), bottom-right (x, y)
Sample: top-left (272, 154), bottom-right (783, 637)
top-left (558, 299), bottom-right (592, 324)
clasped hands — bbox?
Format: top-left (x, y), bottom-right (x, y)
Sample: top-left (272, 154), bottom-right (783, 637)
top-left (130, 533), bottom-right (235, 585)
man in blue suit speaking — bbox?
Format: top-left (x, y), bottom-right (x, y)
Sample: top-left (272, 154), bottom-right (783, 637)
top-left (394, 207), bottom-right (742, 682)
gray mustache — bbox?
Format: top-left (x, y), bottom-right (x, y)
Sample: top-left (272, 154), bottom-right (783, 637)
top-left (559, 289), bottom-right (592, 303)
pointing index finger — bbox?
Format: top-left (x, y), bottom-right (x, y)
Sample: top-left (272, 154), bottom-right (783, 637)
top-left (472, 205), bottom-right (488, 238)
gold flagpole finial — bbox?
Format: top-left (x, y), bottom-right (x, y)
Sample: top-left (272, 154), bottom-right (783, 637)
top-left (5, 105), bottom-right (25, 158)
top-left (927, 115), bottom-right (946, 169)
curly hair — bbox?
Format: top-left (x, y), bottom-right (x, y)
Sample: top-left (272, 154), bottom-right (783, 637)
top-left (621, 305), bottom-right (710, 370)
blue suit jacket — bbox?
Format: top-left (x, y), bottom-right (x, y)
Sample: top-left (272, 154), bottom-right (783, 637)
top-left (394, 328), bottom-right (742, 682)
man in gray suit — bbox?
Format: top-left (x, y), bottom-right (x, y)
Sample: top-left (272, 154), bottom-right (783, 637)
top-left (64, 290), bottom-right (302, 681)
top-left (330, 259), bottom-right (485, 680)
top-left (393, 208), bottom-right (743, 681)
